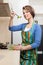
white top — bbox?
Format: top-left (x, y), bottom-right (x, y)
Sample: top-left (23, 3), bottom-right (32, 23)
top-left (24, 27), bottom-right (31, 32)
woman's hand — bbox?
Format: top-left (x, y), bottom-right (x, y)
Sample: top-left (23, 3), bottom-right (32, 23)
top-left (13, 44), bottom-right (27, 50)
top-left (13, 45), bottom-right (26, 50)
top-left (9, 11), bottom-right (16, 27)
top-left (14, 45), bottom-right (22, 50)
top-left (13, 44), bottom-right (32, 50)
top-left (10, 11), bottom-right (16, 19)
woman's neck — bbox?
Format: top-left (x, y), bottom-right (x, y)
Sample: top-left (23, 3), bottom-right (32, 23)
top-left (26, 17), bottom-right (34, 28)
top-left (28, 17), bottom-right (34, 25)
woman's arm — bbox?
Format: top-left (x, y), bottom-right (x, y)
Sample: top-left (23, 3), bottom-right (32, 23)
top-left (31, 25), bottom-right (42, 49)
top-left (22, 25), bottom-right (42, 50)
top-left (13, 24), bottom-right (42, 50)
top-left (8, 11), bottom-right (23, 31)
top-left (13, 44), bottom-right (32, 50)
top-left (9, 24), bottom-right (23, 31)
top-left (8, 11), bottom-right (16, 27)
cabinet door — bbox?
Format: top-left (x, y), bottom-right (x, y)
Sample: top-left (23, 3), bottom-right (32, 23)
top-left (0, 0), bottom-right (3, 3)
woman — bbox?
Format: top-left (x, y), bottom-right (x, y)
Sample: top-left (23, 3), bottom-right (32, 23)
top-left (9, 5), bottom-right (42, 65)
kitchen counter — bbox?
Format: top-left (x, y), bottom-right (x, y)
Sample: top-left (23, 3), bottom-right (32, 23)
top-left (0, 49), bottom-right (20, 65)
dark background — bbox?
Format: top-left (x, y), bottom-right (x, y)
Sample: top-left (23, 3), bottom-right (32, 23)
top-left (38, 25), bottom-right (43, 65)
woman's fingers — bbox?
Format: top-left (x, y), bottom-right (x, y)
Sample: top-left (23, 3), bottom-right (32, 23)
top-left (14, 45), bottom-right (22, 50)
top-left (10, 11), bottom-right (16, 18)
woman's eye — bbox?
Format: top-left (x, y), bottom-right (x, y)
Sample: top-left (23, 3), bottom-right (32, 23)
top-left (23, 12), bottom-right (25, 14)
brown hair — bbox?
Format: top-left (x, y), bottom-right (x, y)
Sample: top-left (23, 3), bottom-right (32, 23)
top-left (22, 5), bottom-right (35, 18)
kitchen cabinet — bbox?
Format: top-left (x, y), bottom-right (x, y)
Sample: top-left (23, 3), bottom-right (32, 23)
top-left (0, 3), bottom-right (10, 17)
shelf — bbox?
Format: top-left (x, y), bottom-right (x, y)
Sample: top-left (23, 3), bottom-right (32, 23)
top-left (0, 3), bottom-right (10, 17)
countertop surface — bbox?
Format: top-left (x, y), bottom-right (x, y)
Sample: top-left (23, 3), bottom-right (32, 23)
top-left (0, 49), bottom-right (20, 65)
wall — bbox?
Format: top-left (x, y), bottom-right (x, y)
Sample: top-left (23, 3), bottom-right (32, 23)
top-left (35, 14), bottom-right (43, 25)
top-left (12, 0), bottom-right (29, 44)
top-left (0, 17), bottom-right (11, 44)
top-left (3, 0), bottom-right (43, 44)
top-left (29, 0), bottom-right (43, 25)
top-left (5, 0), bottom-right (29, 44)
top-left (29, 0), bottom-right (43, 14)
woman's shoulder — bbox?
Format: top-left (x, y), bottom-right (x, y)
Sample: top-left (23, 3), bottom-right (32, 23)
top-left (34, 23), bottom-right (41, 30)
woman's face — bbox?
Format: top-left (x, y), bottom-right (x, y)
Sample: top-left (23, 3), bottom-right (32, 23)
top-left (23, 10), bottom-right (32, 20)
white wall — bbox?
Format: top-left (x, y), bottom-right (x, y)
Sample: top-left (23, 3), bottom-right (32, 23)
top-left (0, 17), bottom-right (11, 44)
top-left (7, 0), bottom-right (29, 44)
top-left (29, 0), bottom-right (43, 14)
top-left (29, 0), bottom-right (43, 25)
top-left (13, 0), bottom-right (29, 44)
top-left (4, 0), bottom-right (43, 44)
top-left (34, 14), bottom-right (43, 25)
